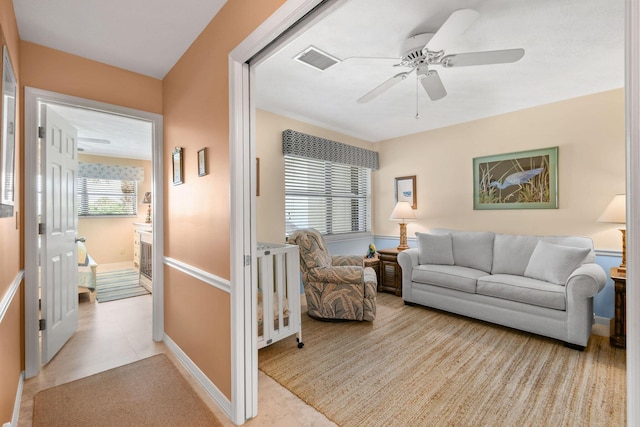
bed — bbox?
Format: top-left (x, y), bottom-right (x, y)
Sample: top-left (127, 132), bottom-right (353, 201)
top-left (257, 242), bottom-right (303, 349)
top-left (77, 241), bottom-right (98, 303)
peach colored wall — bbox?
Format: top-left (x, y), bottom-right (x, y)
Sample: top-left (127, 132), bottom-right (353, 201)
top-left (8, 35), bottom-right (162, 422)
top-left (162, 0), bottom-right (286, 400)
top-left (77, 154), bottom-right (152, 264)
top-left (20, 41), bottom-right (162, 114)
top-left (0, 0), bottom-right (22, 423)
top-left (373, 89), bottom-right (625, 251)
top-left (164, 266), bottom-right (231, 396)
top-left (256, 109), bottom-right (375, 243)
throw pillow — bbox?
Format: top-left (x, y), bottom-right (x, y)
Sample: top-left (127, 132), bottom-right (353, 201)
top-left (77, 241), bottom-right (89, 266)
top-left (524, 240), bottom-right (590, 285)
top-left (416, 232), bottom-right (454, 265)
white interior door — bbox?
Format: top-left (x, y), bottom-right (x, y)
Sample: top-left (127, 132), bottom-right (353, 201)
top-left (41, 104), bottom-right (79, 364)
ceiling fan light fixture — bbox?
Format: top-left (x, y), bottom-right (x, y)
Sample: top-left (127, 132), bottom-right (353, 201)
top-left (294, 46), bottom-right (340, 71)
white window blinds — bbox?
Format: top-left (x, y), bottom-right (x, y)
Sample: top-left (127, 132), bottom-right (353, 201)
top-left (77, 178), bottom-right (138, 217)
top-left (285, 155), bottom-right (370, 236)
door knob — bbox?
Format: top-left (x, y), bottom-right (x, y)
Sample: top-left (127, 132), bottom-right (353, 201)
top-left (75, 237), bottom-right (86, 243)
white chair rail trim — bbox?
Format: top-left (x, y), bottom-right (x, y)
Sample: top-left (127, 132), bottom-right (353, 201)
top-left (0, 270), bottom-right (24, 323)
top-left (163, 257), bottom-right (231, 294)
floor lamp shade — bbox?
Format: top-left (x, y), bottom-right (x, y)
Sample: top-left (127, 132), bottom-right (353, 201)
top-left (389, 201), bottom-right (417, 251)
top-left (598, 194), bottom-right (626, 271)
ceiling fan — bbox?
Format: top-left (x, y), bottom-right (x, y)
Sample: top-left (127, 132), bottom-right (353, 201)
top-left (357, 9), bottom-right (525, 104)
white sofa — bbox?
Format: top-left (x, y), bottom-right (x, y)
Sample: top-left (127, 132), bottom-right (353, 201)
top-left (397, 229), bottom-right (606, 349)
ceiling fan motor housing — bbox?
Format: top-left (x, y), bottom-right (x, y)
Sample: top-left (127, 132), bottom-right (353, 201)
top-left (399, 33), bottom-right (433, 66)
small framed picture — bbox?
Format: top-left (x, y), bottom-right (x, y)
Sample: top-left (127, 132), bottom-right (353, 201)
top-left (172, 147), bottom-right (183, 185)
top-left (395, 175), bottom-right (417, 209)
top-left (198, 148), bottom-right (207, 177)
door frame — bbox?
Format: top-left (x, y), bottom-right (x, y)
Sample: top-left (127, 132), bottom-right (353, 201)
top-left (228, 0), bottom-right (351, 422)
top-left (24, 87), bottom-right (164, 378)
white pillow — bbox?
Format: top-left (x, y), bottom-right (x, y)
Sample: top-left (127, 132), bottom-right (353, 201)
top-left (416, 232), bottom-right (454, 265)
top-left (524, 241), bottom-right (590, 285)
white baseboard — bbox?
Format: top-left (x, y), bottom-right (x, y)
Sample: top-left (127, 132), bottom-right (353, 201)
top-left (7, 371), bottom-right (23, 427)
top-left (595, 315), bottom-right (610, 325)
top-left (163, 334), bottom-right (232, 421)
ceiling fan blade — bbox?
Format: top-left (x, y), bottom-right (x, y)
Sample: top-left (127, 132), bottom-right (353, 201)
top-left (418, 68), bottom-right (447, 101)
top-left (442, 48), bottom-right (525, 67)
top-left (425, 9), bottom-right (480, 51)
top-left (357, 71), bottom-right (411, 103)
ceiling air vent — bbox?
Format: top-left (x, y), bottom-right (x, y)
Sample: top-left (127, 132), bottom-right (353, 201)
top-left (294, 47), bottom-right (340, 71)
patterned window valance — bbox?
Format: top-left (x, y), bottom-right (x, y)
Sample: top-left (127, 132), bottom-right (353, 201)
top-left (282, 129), bottom-right (379, 170)
top-left (79, 162), bottom-right (144, 182)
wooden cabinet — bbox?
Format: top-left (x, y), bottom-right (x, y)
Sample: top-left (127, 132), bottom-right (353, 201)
top-left (363, 256), bottom-right (381, 285)
top-left (133, 223), bottom-right (152, 268)
top-left (610, 267), bottom-right (626, 348)
top-left (377, 248), bottom-right (403, 296)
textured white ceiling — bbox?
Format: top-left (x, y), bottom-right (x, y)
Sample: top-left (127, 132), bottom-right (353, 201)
top-left (48, 104), bottom-right (153, 161)
top-left (13, 0), bottom-right (228, 79)
top-left (13, 0), bottom-right (625, 155)
top-left (255, 0), bottom-right (625, 142)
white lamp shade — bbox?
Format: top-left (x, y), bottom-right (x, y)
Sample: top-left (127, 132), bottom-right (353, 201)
top-left (389, 201), bottom-right (416, 222)
top-left (598, 194), bottom-right (626, 224)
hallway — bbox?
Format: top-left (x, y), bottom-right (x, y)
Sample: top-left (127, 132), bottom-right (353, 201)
top-left (18, 266), bottom-right (332, 426)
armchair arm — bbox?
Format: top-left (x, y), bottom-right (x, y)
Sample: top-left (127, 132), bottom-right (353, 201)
top-left (565, 263), bottom-right (607, 298)
top-left (308, 265), bottom-right (364, 284)
top-left (331, 255), bottom-right (364, 266)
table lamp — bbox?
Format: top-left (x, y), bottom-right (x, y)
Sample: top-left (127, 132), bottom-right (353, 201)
top-left (389, 201), bottom-right (417, 251)
top-left (598, 194), bottom-right (626, 272)
top-left (141, 192), bottom-right (152, 224)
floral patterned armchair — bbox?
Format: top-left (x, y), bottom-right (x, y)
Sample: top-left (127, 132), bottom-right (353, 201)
top-left (288, 228), bottom-right (377, 321)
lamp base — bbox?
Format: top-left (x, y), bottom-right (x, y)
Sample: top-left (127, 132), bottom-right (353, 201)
top-left (145, 205), bottom-right (152, 224)
top-left (397, 222), bottom-right (409, 251)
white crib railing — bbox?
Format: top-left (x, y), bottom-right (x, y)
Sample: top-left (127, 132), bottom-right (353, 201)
top-left (256, 242), bottom-right (303, 349)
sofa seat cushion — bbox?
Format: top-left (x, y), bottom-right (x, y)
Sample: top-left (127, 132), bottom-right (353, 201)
top-left (477, 274), bottom-right (566, 310)
top-left (412, 264), bottom-right (487, 293)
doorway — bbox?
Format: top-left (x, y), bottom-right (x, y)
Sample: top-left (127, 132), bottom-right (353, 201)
top-left (24, 87), bottom-right (164, 378)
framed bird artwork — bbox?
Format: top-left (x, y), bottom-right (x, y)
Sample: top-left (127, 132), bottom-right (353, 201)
top-left (473, 147), bottom-right (558, 210)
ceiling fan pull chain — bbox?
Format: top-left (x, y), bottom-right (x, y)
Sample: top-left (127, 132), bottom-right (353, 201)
top-left (415, 74), bottom-right (420, 119)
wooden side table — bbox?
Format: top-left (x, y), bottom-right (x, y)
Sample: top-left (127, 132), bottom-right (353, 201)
top-left (610, 267), bottom-right (626, 349)
top-left (377, 248), bottom-right (403, 296)
top-left (363, 256), bottom-right (381, 285)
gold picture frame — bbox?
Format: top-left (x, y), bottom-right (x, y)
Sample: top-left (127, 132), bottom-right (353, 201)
top-left (395, 175), bottom-right (416, 209)
top-left (198, 148), bottom-right (207, 177)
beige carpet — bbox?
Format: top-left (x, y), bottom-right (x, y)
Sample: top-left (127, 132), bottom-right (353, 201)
top-left (33, 354), bottom-right (222, 427)
top-left (259, 293), bottom-right (626, 427)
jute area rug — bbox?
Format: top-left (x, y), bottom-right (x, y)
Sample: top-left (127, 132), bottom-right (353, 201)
top-left (259, 293), bottom-right (626, 427)
top-left (33, 354), bottom-right (222, 427)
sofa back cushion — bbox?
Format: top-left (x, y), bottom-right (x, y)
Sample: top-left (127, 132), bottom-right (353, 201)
top-left (430, 229), bottom-right (495, 273)
top-left (416, 232), bottom-right (454, 265)
top-left (491, 234), bottom-right (541, 275)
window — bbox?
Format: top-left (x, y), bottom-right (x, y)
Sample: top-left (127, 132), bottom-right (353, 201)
top-left (77, 177), bottom-right (137, 217)
top-left (285, 155), bottom-right (370, 236)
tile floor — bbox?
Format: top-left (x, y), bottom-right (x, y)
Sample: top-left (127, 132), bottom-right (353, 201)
top-left (19, 262), bottom-right (335, 427)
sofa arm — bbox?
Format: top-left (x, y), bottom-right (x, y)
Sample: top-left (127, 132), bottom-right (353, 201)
top-left (397, 248), bottom-right (419, 271)
top-left (331, 255), bottom-right (364, 266)
top-left (565, 263), bottom-right (607, 298)
top-left (308, 265), bottom-right (364, 284)
top-left (398, 249), bottom-right (419, 298)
